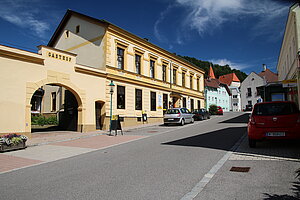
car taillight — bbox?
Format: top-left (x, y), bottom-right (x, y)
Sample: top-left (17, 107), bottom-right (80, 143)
top-left (177, 114), bottom-right (181, 117)
top-left (249, 116), bottom-right (256, 125)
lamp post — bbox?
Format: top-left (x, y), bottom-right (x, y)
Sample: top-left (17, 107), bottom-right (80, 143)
top-left (109, 80), bottom-right (115, 135)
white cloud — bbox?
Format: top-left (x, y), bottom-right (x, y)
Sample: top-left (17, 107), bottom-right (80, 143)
top-left (0, 0), bottom-right (50, 39)
top-left (155, 0), bottom-right (289, 42)
top-left (154, 4), bottom-right (175, 43)
top-left (177, 0), bottom-right (243, 36)
top-left (210, 58), bottom-right (250, 70)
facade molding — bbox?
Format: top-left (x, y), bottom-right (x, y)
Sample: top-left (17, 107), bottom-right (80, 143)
top-left (0, 48), bottom-right (44, 65)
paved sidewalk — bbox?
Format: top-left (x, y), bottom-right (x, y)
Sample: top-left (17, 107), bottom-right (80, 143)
top-left (0, 123), bottom-right (163, 174)
top-left (194, 136), bottom-right (300, 200)
top-left (0, 134), bottom-right (146, 174)
top-left (27, 122), bottom-right (162, 146)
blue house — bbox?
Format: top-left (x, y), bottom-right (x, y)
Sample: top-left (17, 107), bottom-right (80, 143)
top-left (204, 66), bottom-right (231, 111)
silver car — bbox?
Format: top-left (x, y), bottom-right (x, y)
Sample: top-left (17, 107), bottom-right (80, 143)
top-left (163, 108), bottom-right (194, 126)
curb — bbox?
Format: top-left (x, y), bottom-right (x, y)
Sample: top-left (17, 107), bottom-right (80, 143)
top-left (26, 122), bottom-right (163, 148)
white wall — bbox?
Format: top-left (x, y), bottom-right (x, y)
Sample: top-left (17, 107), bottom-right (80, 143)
top-left (240, 72), bottom-right (264, 109)
top-left (53, 16), bottom-right (106, 70)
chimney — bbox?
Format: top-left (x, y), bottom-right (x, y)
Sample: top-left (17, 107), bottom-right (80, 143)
top-left (262, 64), bottom-right (267, 71)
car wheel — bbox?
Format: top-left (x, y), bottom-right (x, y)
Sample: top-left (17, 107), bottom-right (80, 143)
top-left (191, 118), bottom-right (194, 123)
top-left (200, 116), bottom-right (203, 120)
top-left (181, 119), bottom-right (185, 126)
top-left (249, 139), bottom-right (256, 148)
top-left (207, 115), bottom-right (210, 119)
top-left (164, 123), bottom-right (168, 126)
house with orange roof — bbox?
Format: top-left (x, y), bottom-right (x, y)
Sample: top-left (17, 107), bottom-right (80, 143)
top-left (204, 66), bottom-right (231, 112)
top-left (217, 72), bottom-right (242, 111)
top-left (219, 73), bottom-right (241, 87)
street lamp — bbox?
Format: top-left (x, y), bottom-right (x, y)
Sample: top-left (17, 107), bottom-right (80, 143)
top-left (109, 80), bottom-right (115, 134)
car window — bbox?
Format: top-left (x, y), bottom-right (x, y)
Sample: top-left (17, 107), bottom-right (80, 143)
top-left (166, 109), bottom-right (180, 114)
top-left (253, 102), bottom-right (299, 116)
top-left (180, 108), bottom-right (186, 113)
top-left (185, 108), bottom-right (191, 114)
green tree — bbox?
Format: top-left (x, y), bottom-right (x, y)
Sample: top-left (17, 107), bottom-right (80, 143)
top-left (209, 104), bottom-right (218, 115)
top-left (179, 55), bottom-right (248, 82)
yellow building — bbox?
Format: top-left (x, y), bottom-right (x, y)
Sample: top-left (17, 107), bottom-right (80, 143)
top-left (0, 10), bottom-right (205, 137)
top-left (277, 3), bottom-right (300, 108)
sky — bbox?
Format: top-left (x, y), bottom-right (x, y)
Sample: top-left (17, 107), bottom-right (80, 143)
top-left (0, 0), bottom-right (297, 75)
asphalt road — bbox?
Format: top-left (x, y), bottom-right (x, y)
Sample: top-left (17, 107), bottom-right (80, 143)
top-left (0, 112), bottom-right (248, 200)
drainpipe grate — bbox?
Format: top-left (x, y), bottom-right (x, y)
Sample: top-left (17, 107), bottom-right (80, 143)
top-left (230, 167), bottom-right (250, 173)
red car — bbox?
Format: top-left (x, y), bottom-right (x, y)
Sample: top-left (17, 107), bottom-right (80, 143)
top-left (248, 101), bottom-right (300, 148)
top-left (216, 106), bottom-right (223, 115)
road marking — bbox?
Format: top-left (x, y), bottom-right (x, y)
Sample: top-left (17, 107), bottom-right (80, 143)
top-left (180, 133), bottom-right (246, 200)
top-left (229, 152), bottom-right (300, 162)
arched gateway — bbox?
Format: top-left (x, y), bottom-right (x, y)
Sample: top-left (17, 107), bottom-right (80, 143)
top-left (26, 80), bottom-right (84, 134)
top-left (0, 45), bottom-right (107, 137)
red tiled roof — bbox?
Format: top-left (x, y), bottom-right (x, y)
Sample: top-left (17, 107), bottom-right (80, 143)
top-left (208, 65), bottom-right (216, 79)
top-left (205, 78), bottom-right (231, 96)
top-left (258, 69), bottom-right (278, 83)
top-left (205, 78), bottom-right (220, 88)
top-left (218, 73), bottom-right (240, 85)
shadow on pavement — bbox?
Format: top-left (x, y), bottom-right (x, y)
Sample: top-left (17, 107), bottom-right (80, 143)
top-left (31, 126), bottom-right (61, 133)
top-left (219, 113), bottom-right (250, 124)
top-left (263, 169), bottom-right (300, 200)
top-left (162, 127), bottom-right (246, 151)
top-left (162, 113), bottom-right (300, 160)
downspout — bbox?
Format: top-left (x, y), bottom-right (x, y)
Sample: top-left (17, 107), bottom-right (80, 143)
top-left (170, 61), bottom-right (172, 108)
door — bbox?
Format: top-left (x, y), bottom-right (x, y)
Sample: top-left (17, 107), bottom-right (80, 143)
top-left (95, 102), bottom-right (102, 130)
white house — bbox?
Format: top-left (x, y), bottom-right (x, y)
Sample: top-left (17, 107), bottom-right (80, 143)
top-left (241, 65), bottom-right (278, 110)
top-left (229, 86), bottom-right (241, 111)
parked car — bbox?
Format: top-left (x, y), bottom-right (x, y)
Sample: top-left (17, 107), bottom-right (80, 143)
top-left (216, 106), bottom-right (223, 115)
top-left (248, 101), bottom-right (300, 148)
top-left (164, 108), bottom-right (194, 126)
top-left (193, 109), bottom-right (211, 120)
top-left (244, 105), bottom-right (253, 112)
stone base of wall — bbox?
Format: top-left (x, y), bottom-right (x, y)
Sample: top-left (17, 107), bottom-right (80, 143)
top-left (78, 124), bottom-right (96, 133)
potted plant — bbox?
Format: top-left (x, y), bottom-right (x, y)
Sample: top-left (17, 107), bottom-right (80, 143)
top-left (0, 134), bottom-right (28, 152)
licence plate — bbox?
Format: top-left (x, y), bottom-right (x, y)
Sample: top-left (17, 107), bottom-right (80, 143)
top-left (168, 119), bottom-right (174, 121)
top-left (266, 132), bottom-right (285, 137)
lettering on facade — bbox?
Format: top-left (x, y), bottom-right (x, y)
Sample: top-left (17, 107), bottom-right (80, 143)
top-left (47, 51), bottom-right (72, 62)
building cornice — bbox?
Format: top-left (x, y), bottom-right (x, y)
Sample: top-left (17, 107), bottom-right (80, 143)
top-left (107, 26), bottom-right (205, 74)
top-left (0, 48), bottom-right (44, 65)
top-left (106, 66), bottom-right (204, 99)
top-left (74, 65), bottom-right (107, 78)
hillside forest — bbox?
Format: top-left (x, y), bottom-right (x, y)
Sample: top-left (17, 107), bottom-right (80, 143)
top-left (180, 56), bottom-right (248, 82)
